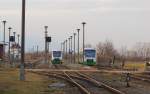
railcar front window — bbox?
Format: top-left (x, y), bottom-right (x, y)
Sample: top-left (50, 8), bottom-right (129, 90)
top-left (84, 50), bottom-right (96, 58)
top-left (53, 51), bottom-right (61, 57)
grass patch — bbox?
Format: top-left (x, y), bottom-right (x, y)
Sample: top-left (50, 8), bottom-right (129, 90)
top-left (0, 68), bottom-right (64, 94)
top-left (124, 62), bottom-right (146, 71)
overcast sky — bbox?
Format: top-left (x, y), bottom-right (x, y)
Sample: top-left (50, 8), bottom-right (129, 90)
top-left (0, 0), bottom-right (150, 51)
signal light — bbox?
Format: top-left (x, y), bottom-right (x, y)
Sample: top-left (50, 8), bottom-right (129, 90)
top-left (46, 36), bottom-right (51, 42)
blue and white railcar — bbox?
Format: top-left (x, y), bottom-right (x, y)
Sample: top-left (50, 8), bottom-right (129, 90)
top-left (84, 48), bottom-right (96, 66)
top-left (51, 51), bottom-right (63, 64)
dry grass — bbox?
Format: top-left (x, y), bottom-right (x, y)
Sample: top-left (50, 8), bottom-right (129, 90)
top-left (124, 61), bottom-right (146, 71)
top-left (0, 68), bottom-right (63, 94)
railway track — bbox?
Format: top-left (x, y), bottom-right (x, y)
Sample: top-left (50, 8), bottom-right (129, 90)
top-left (131, 74), bottom-right (150, 83)
top-left (29, 69), bottom-right (126, 94)
top-left (52, 64), bottom-right (70, 69)
top-left (30, 71), bottom-right (91, 94)
top-left (136, 73), bottom-right (150, 79)
top-left (75, 72), bottom-right (125, 94)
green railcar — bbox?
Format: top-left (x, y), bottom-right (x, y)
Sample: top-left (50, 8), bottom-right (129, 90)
top-left (52, 58), bottom-right (62, 64)
top-left (51, 51), bottom-right (62, 64)
top-left (83, 48), bottom-right (96, 66)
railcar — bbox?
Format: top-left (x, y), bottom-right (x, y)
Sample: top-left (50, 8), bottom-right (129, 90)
top-left (83, 48), bottom-right (96, 66)
top-left (51, 51), bottom-right (63, 64)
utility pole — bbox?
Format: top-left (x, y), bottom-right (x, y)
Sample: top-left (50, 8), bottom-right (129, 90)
top-left (44, 26), bottom-right (48, 64)
top-left (8, 27), bottom-right (12, 65)
top-left (63, 42), bottom-right (65, 52)
top-left (17, 34), bottom-right (20, 46)
top-left (66, 40), bottom-right (68, 63)
top-left (68, 37), bottom-right (71, 63)
top-left (73, 33), bottom-right (76, 64)
top-left (13, 32), bottom-right (16, 43)
top-left (47, 42), bottom-right (49, 62)
top-left (61, 42), bottom-right (63, 52)
top-left (82, 22), bottom-right (86, 63)
top-left (63, 41), bottom-right (65, 60)
top-left (36, 45), bottom-right (39, 56)
top-left (47, 38), bottom-right (51, 61)
top-left (61, 42), bottom-right (63, 61)
top-left (20, 0), bottom-right (26, 81)
top-left (44, 36), bottom-right (51, 65)
top-left (32, 46), bottom-right (34, 54)
top-left (77, 29), bottom-right (80, 63)
top-left (2, 20), bottom-right (6, 62)
top-left (13, 32), bottom-right (16, 64)
top-left (70, 36), bottom-right (73, 64)
top-left (17, 34), bottom-right (20, 62)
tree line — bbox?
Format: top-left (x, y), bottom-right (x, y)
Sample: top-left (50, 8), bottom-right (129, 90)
top-left (96, 40), bottom-right (150, 65)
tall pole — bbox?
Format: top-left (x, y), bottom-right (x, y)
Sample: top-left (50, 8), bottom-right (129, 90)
top-left (61, 42), bottom-right (63, 61)
top-left (82, 22), bottom-right (86, 63)
top-left (8, 27), bottom-right (12, 65)
top-left (47, 42), bottom-right (50, 62)
top-left (2, 20), bottom-right (6, 61)
top-left (77, 29), bottom-right (80, 63)
top-left (63, 41), bottom-right (65, 59)
top-left (17, 34), bottom-right (20, 61)
top-left (66, 40), bottom-right (68, 62)
top-left (32, 46), bottom-right (34, 53)
top-left (44, 26), bottom-right (48, 64)
top-left (61, 42), bottom-right (63, 51)
top-left (20, 0), bottom-right (26, 81)
top-left (13, 32), bottom-right (16, 43)
top-left (73, 33), bottom-right (76, 64)
top-left (70, 36), bottom-right (73, 64)
top-left (63, 42), bottom-right (65, 53)
top-left (17, 34), bottom-right (20, 45)
top-left (13, 32), bottom-right (16, 64)
top-left (47, 42), bottom-right (50, 58)
top-left (37, 45), bottom-right (39, 56)
top-left (68, 37), bottom-right (71, 63)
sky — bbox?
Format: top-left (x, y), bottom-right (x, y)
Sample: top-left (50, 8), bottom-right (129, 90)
top-left (0, 0), bottom-right (150, 52)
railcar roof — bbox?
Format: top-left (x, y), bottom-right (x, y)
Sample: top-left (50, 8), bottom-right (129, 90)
top-left (84, 48), bottom-right (96, 50)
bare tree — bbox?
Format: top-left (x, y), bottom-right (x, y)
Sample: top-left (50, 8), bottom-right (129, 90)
top-left (119, 46), bottom-right (128, 68)
top-left (96, 40), bottom-right (117, 64)
top-left (97, 42), bottom-right (104, 56)
top-left (133, 42), bottom-right (150, 60)
top-left (103, 40), bottom-right (115, 58)
top-left (119, 46), bottom-right (127, 58)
